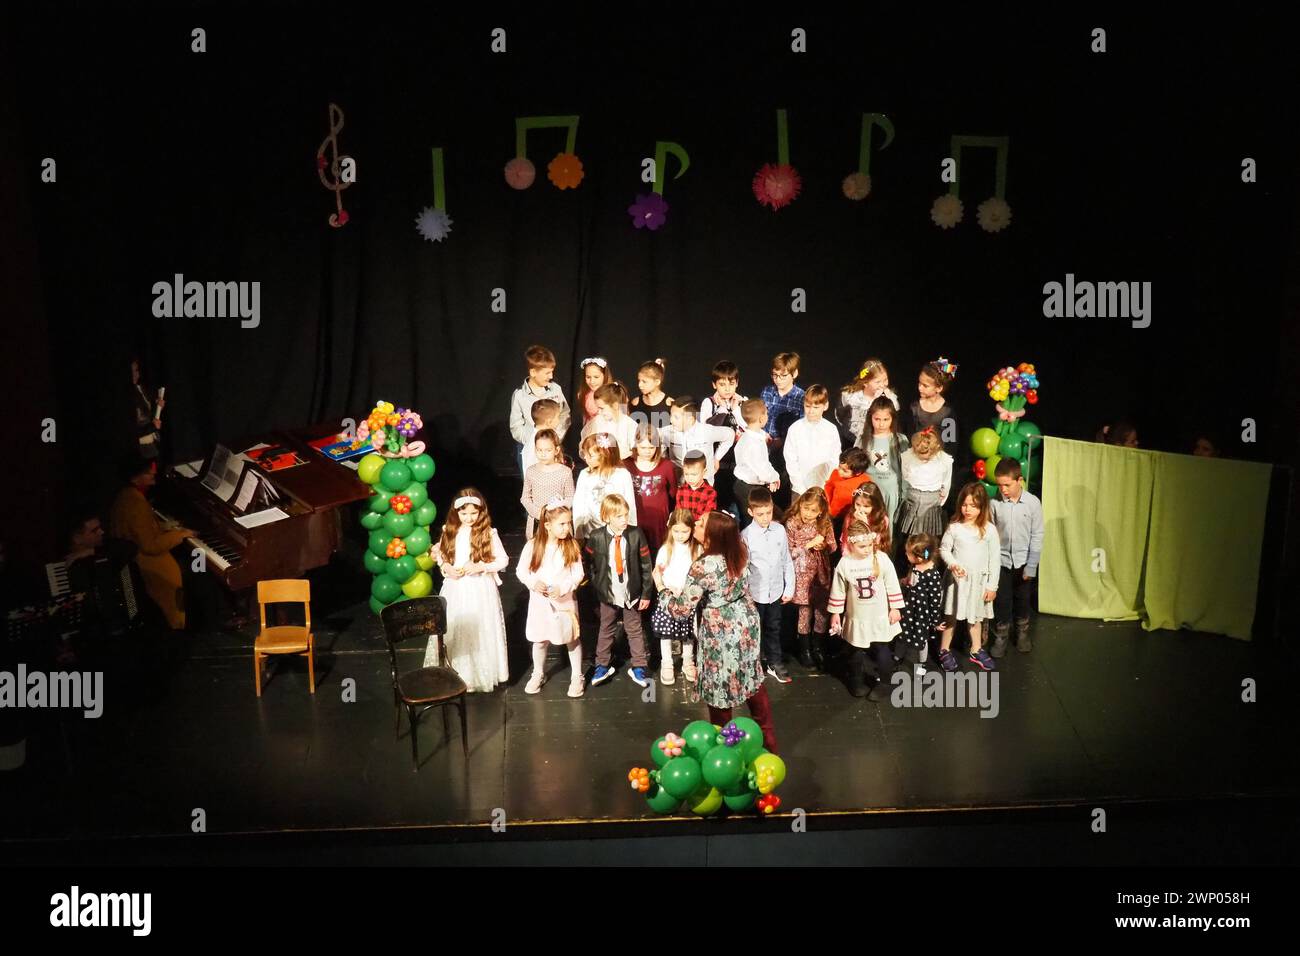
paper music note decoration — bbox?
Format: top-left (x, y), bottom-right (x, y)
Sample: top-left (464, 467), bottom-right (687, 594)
top-left (316, 103), bottom-right (353, 227)
top-left (931, 134), bottom-right (1012, 232)
top-left (504, 115), bottom-right (583, 190)
top-left (842, 112), bottom-right (895, 201)
top-left (415, 147), bottom-right (452, 242)
top-left (628, 141), bottom-right (690, 231)
top-left (753, 109), bottom-right (801, 211)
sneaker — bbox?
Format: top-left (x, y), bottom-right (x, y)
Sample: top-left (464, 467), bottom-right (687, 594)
top-left (567, 677), bottom-right (585, 698)
top-left (591, 664), bottom-right (615, 686)
top-left (660, 663), bottom-right (675, 685)
top-left (525, 670), bottom-right (546, 694)
top-left (627, 667), bottom-right (650, 688)
top-left (765, 663), bottom-right (793, 684)
top-left (969, 648), bottom-right (997, 671)
top-left (938, 648), bottom-right (958, 673)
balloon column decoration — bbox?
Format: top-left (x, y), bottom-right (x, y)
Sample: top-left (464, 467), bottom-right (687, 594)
top-left (628, 719), bottom-right (787, 816)
top-left (355, 400), bottom-right (438, 615)
top-left (969, 364), bottom-right (1043, 497)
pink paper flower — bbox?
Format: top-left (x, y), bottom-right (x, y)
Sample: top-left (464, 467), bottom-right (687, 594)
top-left (752, 163), bottom-right (802, 210)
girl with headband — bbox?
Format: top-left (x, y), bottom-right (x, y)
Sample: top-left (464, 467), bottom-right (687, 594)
top-left (426, 488), bottom-right (510, 692)
top-left (516, 499), bottom-right (588, 697)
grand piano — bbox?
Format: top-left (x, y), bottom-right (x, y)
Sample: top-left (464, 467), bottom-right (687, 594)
top-left (153, 424), bottom-right (371, 592)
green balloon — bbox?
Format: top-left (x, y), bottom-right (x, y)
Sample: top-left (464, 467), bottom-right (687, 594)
top-left (382, 510), bottom-right (415, 537)
top-left (380, 461), bottom-right (413, 492)
top-left (645, 785), bottom-right (681, 814)
top-left (688, 784), bottom-right (724, 816)
top-left (681, 720), bottom-right (718, 764)
top-left (998, 433), bottom-right (1026, 460)
top-left (400, 482), bottom-right (429, 510)
top-left (408, 454), bottom-right (436, 483)
top-left (368, 529), bottom-right (394, 558)
top-left (751, 752), bottom-right (787, 792)
top-left (360, 510), bottom-right (384, 531)
top-left (357, 453), bottom-right (386, 486)
top-left (401, 570), bottom-right (433, 599)
top-left (971, 427), bottom-right (1000, 460)
top-left (404, 527), bottom-right (431, 557)
top-left (982, 480), bottom-right (1000, 500)
top-left (730, 717), bottom-right (765, 763)
top-left (723, 790), bottom-right (757, 811)
top-left (1018, 420), bottom-right (1043, 446)
top-left (363, 550), bottom-right (387, 575)
top-left (368, 596), bottom-right (386, 616)
top-left (415, 553), bottom-right (435, 572)
top-left (388, 555), bottom-right (418, 584)
top-left (371, 575), bottom-right (401, 604)
top-left (414, 501), bottom-right (438, 527)
top-left (651, 737), bottom-right (671, 769)
top-left (659, 756), bottom-right (703, 800)
top-left (701, 744), bottom-right (745, 790)
top-left (368, 489), bottom-right (394, 514)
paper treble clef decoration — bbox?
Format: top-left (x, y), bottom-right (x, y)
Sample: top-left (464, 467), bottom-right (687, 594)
top-left (316, 103), bottom-right (354, 227)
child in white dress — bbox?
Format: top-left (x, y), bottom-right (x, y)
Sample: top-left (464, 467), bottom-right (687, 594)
top-left (939, 482), bottom-right (1001, 673)
top-left (573, 432), bottom-right (637, 540)
top-left (516, 501), bottom-right (588, 697)
top-left (424, 489), bottom-right (510, 692)
top-left (829, 520), bottom-right (904, 701)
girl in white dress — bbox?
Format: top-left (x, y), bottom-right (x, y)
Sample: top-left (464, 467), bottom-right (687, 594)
top-left (424, 489), bottom-right (510, 692)
top-left (939, 482), bottom-right (1001, 673)
top-left (516, 501), bottom-right (588, 697)
top-left (829, 521), bottom-right (904, 700)
top-left (573, 432), bottom-right (637, 540)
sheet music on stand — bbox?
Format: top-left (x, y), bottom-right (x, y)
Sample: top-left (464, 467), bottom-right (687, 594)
top-left (200, 445), bottom-right (247, 503)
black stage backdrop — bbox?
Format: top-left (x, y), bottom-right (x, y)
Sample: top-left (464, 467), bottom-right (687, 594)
top-left (6, 7), bottom-right (1299, 540)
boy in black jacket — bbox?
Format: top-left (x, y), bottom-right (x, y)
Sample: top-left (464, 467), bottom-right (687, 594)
top-left (584, 494), bottom-right (654, 688)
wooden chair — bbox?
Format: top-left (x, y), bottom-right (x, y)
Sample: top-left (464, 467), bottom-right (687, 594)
top-left (254, 579), bottom-right (315, 696)
top-left (380, 596), bottom-right (467, 771)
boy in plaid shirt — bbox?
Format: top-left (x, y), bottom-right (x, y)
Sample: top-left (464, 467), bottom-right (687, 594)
top-left (675, 450), bottom-right (718, 520)
top-left (760, 351), bottom-right (806, 446)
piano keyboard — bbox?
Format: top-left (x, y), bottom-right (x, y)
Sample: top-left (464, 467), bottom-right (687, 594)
top-left (154, 508), bottom-right (245, 573)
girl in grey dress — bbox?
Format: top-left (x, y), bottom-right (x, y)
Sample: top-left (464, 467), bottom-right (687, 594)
top-left (857, 395), bottom-right (909, 533)
top-left (938, 482), bottom-right (1001, 673)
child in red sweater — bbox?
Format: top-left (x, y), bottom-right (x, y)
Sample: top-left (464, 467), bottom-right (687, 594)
top-left (823, 447), bottom-right (873, 521)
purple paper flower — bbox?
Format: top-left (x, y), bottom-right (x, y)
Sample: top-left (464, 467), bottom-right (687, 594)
top-left (628, 192), bottom-right (668, 231)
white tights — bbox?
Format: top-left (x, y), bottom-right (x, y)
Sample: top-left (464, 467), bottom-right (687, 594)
top-left (532, 641), bottom-right (583, 680)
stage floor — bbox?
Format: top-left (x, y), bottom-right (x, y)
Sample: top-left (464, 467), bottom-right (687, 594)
top-left (2, 535), bottom-right (1295, 857)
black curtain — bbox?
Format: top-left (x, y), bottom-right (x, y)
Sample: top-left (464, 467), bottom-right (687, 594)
top-left (12, 6), bottom-right (1299, 517)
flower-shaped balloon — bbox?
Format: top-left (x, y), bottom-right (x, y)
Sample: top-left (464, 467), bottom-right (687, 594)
top-left (376, 401), bottom-right (395, 415)
top-left (930, 194), bottom-right (964, 229)
top-left (504, 157), bottom-right (536, 190)
top-left (398, 411), bottom-right (421, 439)
top-left (753, 163), bottom-right (802, 210)
top-left (628, 767), bottom-right (651, 793)
top-left (841, 172), bottom-right (871, 201)
top-left (628, 193), bottom-right (668, 231)
top-left (386, 538), bottom-right (407, 558)
top-left (657, 733), bottom-right (685, 759)
top-left (976, 196), bottom-right (1013, 233)
top-left (719, 722), bottom-right (745, 747)
top-left (547, 152), bottom-right (584, 189)
top-left (755, 765), bottom-right (779, 795)
top-left (1026, 389), bottom-right (1038, 404)
top-left (390, 495), bottom-right (413, 515)
top-left (757, 794), bottom-right (782, 815)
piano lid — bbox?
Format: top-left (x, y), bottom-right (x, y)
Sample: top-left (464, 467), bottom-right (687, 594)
top-left (245, 425), bottom-right (371, 511)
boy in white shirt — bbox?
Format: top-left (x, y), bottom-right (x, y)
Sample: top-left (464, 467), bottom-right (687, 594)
top-left (732, 399), bottom-right (780, 527)
top-left (660, 399), bottom-right (735, 485)
top-left (783, 385), bottom-right (844, 495)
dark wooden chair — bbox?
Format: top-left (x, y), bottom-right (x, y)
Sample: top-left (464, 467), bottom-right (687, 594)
top-left (380, 596), bottom-right (468, 771)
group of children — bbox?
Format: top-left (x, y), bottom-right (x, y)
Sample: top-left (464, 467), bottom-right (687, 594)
top-left (420, 345), bottom-right (1046, 703)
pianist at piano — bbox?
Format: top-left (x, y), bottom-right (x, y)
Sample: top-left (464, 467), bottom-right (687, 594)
top-left (108, 458), bottom-right (194, 631)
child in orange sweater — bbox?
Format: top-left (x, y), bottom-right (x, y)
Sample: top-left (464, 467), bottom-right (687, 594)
top-left (823, 447), bottom-right (873, 521)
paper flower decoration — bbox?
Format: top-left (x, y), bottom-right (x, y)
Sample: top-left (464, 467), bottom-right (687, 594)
top-left (415, 207), bottom-right (452, 242)
top-left (504, 157), bottom-right (536, 190)
top-left (628, 193), bottom-right (668, 231)
top-left (977, 196), bottom-right (1012, 233)
top-left (930, 194), bottom-right (964, 229)
top-left (547, 152), bottom-right (584, 189)
top-left (842, 172), bottom-right (872, 201)
top-left (752, 163), bottom-right (802, 210)
top-left (628, 767), bottom-right (651, 793)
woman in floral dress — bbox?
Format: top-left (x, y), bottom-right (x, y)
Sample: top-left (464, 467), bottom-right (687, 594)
top-left (665, 511), bottom-right (778, 753)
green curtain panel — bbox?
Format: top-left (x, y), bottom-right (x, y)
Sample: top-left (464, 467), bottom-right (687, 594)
top-left (1143, 453), bottom-right (1270, 640)
top-left (1039, 437), bottom-right (1269, 640)
top-left (1040, 437), bottom-right (1154, 623)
